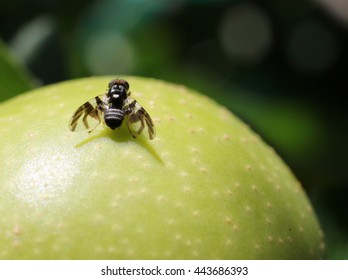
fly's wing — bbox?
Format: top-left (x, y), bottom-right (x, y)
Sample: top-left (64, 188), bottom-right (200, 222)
top-left (69, 95), bottom-right (107, 133)
top-left (124, 97), bottom-right (156, 140)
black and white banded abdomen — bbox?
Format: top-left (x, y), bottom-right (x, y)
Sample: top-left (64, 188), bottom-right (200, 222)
top-left (104, 108), bottom-right (124, 129)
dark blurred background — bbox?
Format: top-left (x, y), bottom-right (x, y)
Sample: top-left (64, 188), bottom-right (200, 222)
top-left (0, 0), bottom-right (347, 259)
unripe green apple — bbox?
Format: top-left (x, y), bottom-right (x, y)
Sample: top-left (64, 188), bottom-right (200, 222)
top-left (0, 77), bottom-right (324, 259)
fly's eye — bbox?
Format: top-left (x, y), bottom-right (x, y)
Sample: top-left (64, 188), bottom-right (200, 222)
top-left (123, 81), bottom-right (129, 90)
top-left (108, 79), bottom-right (116, 88)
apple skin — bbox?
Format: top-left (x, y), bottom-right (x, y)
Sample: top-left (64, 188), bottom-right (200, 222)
top-left (0, 77), bottom-right (324, 259)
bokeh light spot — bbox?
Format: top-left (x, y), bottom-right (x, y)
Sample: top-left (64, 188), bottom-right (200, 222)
top-left (287, 20), bottom-right (339, 74)
top-left (219, 3), bottom-right (272, 64)
top-left (9, 15), bottom-right (55, 63)
top-left (84, 32), bottom-right (135, 75)
top-left (314, 0), bottom-right (348, 26)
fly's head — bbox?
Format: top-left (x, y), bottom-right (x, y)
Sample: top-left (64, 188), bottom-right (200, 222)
top-left (107, 79), bottom-right (130, 101)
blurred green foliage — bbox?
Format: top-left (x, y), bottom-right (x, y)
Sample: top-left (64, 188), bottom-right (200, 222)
top-left (0, 40), bottom-right (36, 101)
top-left (0, 0), bottom-right (347, 259)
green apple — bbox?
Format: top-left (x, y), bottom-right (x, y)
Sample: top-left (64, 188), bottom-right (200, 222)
top-left (0, 77), bottom-right (324, 259)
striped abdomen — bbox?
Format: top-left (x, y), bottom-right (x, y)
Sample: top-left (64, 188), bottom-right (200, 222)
top-left (104, 108), bottom-right (124, 129)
